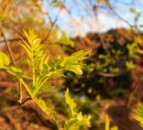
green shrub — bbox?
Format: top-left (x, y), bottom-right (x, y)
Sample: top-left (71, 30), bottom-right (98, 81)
top-left (0, 29), bottom-right (91, 130)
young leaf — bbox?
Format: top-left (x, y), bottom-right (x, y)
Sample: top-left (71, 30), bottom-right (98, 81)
top-left (58, 32), bottom-right (75, 47)
top-left (20, 29), bottom-right (44, 66)
top-left (43, 50), bottom-right (89, 76)
top-left (125, 61), bottom-right (136, 70)
top-left (65, 89), bottom-right (77, 116)
top-left (64, 89), bottom-right (91, 130)
top-left (0, 51), bottom-right (10, 68)
top-left (65, 65), bottom-right (83, 75)
top-left (59, 50), bottom-right (90, 75)
top-left (134, 103), bottom-right (143, 128)
top-left (35, 98), bottom-right (56, 121)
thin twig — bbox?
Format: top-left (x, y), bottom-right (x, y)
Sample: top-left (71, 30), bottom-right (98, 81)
top-left (0, 27), bottom-right (24, 105)
top-left (3, 22), bottom-right (24, 37)
top-left (18, 97), bottom-right (32, 106)
top-left (18, 82), bottom-right (23, 104)
top-left (0, 38), bottom-right (20, 43)
top-left (97, 70), bottom-right (129, 77)
top-left (106, 2), bottom-right (133, 28)
top-left (0, 27), bottom-right (16, 66)
top-left (34, 0), bottom-right (53, 25)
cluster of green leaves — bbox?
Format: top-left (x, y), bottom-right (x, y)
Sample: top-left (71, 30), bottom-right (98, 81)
top-left (125, 39), bottom-right (136, 70)
top-left (58, 32), bottom-right (75, 47)
top-left (84, 10), bottom-right (143, 75)
top-left (134, 103), bottom-right (143, 128)
top-left (79, 96), bottom-right (99, 125)
top-left (126, 42), bottom-right (137, 59)
top-left (64, 89), bottom-right (91, 130)
top-left (130, 8), bottom-right (142, 32)
top-left (94, 50), bottom-right (122, 74)
top-left (84, 41), bottom-right (138, 75)
top-left (125, 8), bottom-right (143, 70)
top-left (0, 29), bottom-right (90, 130)
top-left (123, 9), bottom-right (142, 71)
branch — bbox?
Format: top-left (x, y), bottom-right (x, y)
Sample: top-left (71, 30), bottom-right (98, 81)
top-left (0, 38), bottom-right (20, 43)
top-left (0, 27), bottom-right (16, 66)
top-left (97, 70), bottom-right (129, 77)
top-left (106, 2), bottom-right (133, 28)
top-left (41, 0), bottom-right (66, 43)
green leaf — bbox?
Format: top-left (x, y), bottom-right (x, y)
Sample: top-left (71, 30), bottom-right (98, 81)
top-left (35, 98), bottom-right (56, 121)
top-left (134, 103), bottom-right (143, 128)
top-left (36, 85), bottom-right (54, 95)
top-left (58, 32), bottom-right (75, 47)
top-left (109, 67), bottom-right (119, 73)
top-left (98, 54), bottom-right (106, 59)
top-left (130, 8), bottom-right (136, 13)
top-left (125, 61), bottom-right (136, 70)
top-left (20, 29), bottom-right (44, 66)
top-left (6, 66), bottom-right (23, 79)
top-left (66, 65), bottom-right (83, 75)
top-left (11, 66), bottom-right (23, 74)
top-left (64, 89), bottom-right (91, 130)
top-left (127, 43), bottom-right (137, 58)
top-left (0, 51), bottom-right (10, 68)
top-left (65, 89), bottom-right (77, 116)
top-left (43, 50), bottom-right (89, 76)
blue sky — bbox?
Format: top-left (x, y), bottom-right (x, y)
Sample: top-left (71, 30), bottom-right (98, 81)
top-left (43, 0), bottom-right (143, 37)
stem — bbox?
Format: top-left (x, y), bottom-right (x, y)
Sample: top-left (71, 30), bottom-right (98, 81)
top-left (0, 27), bottom-right (16, 66)
top-left (0, 27), bottom-right (24, 104)
top-left (32, 76), bottom-right (49, 97)
top-left (31, 38), bottom-right (36, 86)
top-left (19, 78), bottom-right (32, 97)
top-left (18, 82), bottom-right (23, 104)
top-left (19, 78), bottom-right (59, 129)
top-left (32, 61), bottom-right (36, 87)
top-left (31, 37), bottom-right (36, 87)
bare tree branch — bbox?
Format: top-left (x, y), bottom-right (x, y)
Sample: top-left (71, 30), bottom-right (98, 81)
top-left (0, 38), bottom-right (20, 43)
top-left (0, 27), bottom-right (16, 66)
top-left (41, 0), bottom-right (66, 43)
top-left (106, 1), bottom-right (133, 28)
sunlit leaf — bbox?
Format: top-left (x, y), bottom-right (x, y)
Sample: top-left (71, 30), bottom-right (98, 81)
top-left (35, 98), bottom-right (56, 121)
top-left (66, 65), bottom-right (83, 75)
top-left (58, 32), bottom-right (75, 47)
top-left (65, 89), bottom-right (77, 116)
top-left (64, 89), bottom-right (91, 130)
top-left (125, 61), bottom-right (136, 70)
top-left (20, 29), bottom-right (44, 66)
top-left (11, 66), bottom-right (23, 74)
top-left (134, 103), bottom-right (143, 128)
top-left (0, 51), bottom-right (10, 68)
